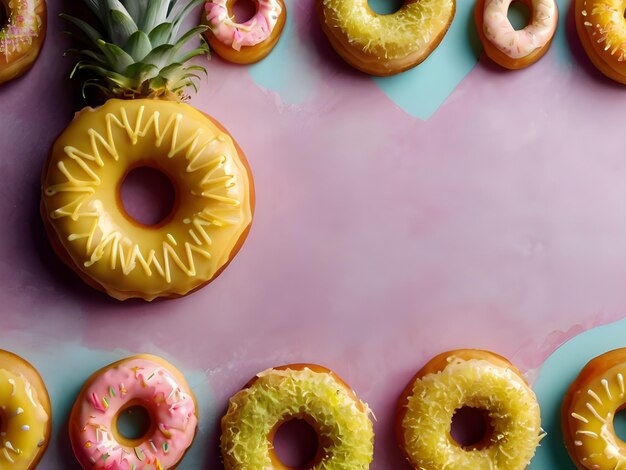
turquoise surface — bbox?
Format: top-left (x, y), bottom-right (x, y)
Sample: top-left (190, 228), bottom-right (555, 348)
top-left (371, 0), bottom-right (481, 119)
top-left (249, 2), bottom-right (317, 104)
top-left (532, 318), bottom-right (626, 468)
top-left (250, 0), bottom-right (482, 118)
top-left (249, 0), bottom-right (576, 119)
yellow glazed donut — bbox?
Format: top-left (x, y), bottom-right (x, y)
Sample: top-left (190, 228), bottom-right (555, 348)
top-left (0, 350), bottom-right (51, 469)
top-left (562, 348), bottom-right (626, 469)
top-left (317, 0), bottom-right (455, 76)
top-left (41, 98), bottom-right (254, 301)
top-left (575, 0), bottom-right (626, 84)
top-left (69, 354), bottom-right (197, 469)
top-left (220, 364), bottom-right (375, 469)
top-left (0, 0), bottom-right (46, 85)
top-left (396, 349), bottom-right (543, 469)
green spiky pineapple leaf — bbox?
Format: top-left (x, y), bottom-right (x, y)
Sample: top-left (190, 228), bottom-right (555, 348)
top-left (62, 0), bottom-right (209, 102)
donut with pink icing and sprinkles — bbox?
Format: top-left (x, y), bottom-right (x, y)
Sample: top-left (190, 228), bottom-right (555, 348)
top-left (475, 0), bottom-right (558, 69)
top-left (203, 0), bottom-right (286, 64)
top-left (0, 0), bottom-right (46, 84)
top-left (69, 355), bottom-right (198, 470)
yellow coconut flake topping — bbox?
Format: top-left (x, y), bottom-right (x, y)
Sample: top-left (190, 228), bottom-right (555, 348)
top-left (402, 358), bottom-right (542, 470)
top-left (220, 367), bottom-right (374, 469)
top-left (583, 0), bottom-right (626, 62)
top-left (322, 0), bottom-right (454, 59)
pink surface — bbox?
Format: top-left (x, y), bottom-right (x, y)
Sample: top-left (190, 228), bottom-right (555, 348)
top-left (2, 0), bottom-right (626, 468)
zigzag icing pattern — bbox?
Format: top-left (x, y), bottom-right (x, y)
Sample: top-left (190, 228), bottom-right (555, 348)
top-left (44, 104), bottom-right (245, 285)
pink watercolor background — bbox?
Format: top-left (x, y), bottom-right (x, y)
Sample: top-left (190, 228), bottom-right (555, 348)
top-left (2, 0), bottom-right (626, 468)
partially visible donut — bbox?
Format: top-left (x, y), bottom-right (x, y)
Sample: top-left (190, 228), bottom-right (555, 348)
top-left (397, 349), bottom-right (543, 469)
top-left (0, 349), bottom-right (51, 469)
top-left (562, 348), bottom-right (626, 469)
top-left (0, 0), bottom-right (46, 84)
top-left (575, 0), bottom-right (626, 83)
top-left (203, 0), bottom-right (286, 64)
top-left (220, 364), bottom-right (374, 469)
top-left (317, 0), bottom-right (455, 76)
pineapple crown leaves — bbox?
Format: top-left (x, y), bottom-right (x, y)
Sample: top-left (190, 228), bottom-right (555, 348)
top-left (61, 0), bottom-right (210, 101)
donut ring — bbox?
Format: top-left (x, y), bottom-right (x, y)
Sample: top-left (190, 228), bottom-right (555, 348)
top-left (41, 98), bottom-right (254, 301)
top-left (0, 0), bottom-right (46, 85)
top-left (220, 364), bottom-right (375, 469)
top-left (562, 348), bottom-right (626, 469)
top-left (69, 354), bottom-right (198, 469)
top-left (317, 0), bottom-right (455, 76)
top-left (575, 0), bottom-right (626, 83)
top-left (202, 0), bottom-right (286, 64)
top-left (396, 349), bottom-right (543, 469)
top-left (475, 0), bottom-right (558, 69)
top-left (0, 350), bottom-right (51, 469)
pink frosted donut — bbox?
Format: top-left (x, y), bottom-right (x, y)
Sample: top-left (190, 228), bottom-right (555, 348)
top-left (203, 0), bottom-right (286, 64)
top-left (69, 355), bottom-right (198, 469)
top-left (476, 0), bottom-right (558, 69)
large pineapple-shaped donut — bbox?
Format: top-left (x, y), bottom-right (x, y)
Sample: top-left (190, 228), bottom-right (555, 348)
top-left (41, 0), bottom-right (254, 301)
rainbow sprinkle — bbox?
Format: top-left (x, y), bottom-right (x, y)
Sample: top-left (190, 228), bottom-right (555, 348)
top-left (134, 447), bottom-right (145, 461)
top-left (158, 423), bottom-right (172, 438)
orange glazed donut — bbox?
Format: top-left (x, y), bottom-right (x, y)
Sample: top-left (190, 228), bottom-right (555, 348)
top-left (317, 0), bottom-right (455, 76)
top-left (202, 0), bottom-right (286, 64)
top-left (0, 0), bottom-right (46, 85)
top-left (575, 0), bottom-right (626, 83)
top-left (41, 99), bottom-right (254, 301)
top-left (562, 348), bottom-right (626, 469)
top-left (397, 349), bottom-right (543, 469)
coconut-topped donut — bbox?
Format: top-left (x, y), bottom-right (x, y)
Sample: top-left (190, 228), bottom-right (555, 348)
top-left (0, 0), bottom-right (47, 84)
top-left (397, 350), bottom-right (543, 469)
top-left (317, 0), bottom-right (455, 76)
top-left (220, 364), bottom-right (375, 469)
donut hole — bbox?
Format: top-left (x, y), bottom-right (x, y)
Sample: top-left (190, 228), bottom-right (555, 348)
top-left (273, 418), bottom-right (319, 468)
top-left (614, 408), bottom-right (626, 441)
top-left (507, 1), bottom-right (531, 31)
top-left (119, 166), bottom-right (177, 227)
top-left (0, 3), bottom-right (7, 27)
top-left (115, 405), bottom-right (152, 444)
top-left (229, 0), bottom-right (257, 24)
top-left (368, 0), bottom-right (404, 15)
top-left (450, 406), bottom-right (494, 449)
